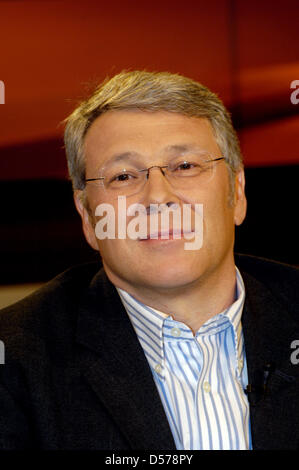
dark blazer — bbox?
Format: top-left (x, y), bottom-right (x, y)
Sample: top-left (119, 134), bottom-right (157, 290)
top-left (0, 254), bottom-right (298, 450)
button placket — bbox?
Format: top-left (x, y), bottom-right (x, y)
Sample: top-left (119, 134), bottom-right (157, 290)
top-left (171, 327), bottom-right (181, 338)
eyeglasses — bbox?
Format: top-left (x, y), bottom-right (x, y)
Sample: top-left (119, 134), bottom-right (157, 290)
top-left (85, 153), bottom-right (226, 198)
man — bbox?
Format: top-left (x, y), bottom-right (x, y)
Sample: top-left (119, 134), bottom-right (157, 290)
top-left (0, 71), bottom-right (298, 450)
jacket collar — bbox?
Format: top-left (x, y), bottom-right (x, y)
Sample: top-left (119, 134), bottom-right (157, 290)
top-left (76, 262), bottom-right (299, 450)
top-left (240, 269), bottom-right (299, 450)
top-left (76, 267), bottom-right (176, 450)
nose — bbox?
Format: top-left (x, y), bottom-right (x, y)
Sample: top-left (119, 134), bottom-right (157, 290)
top-left (145, 165), bottom-right (167, 179)
top-left (140, 166), bottom-right (179, 209)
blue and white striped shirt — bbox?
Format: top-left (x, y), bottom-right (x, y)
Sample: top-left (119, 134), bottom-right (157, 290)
top-left (117, 268), bottom-right (252, 450)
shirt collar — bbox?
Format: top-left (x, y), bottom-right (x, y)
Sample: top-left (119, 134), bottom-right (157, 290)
top-left (117, 267), bottom-right (245, 377)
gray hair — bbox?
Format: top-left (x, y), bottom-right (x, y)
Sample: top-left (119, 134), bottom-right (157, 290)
top-left (64, 70), bottom-right (243, 198)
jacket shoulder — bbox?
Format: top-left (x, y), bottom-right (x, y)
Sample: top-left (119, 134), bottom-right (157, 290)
top-left (0, 262), bottom-right (103, 348)
top-left (235, 253), bottom-right (299, 314)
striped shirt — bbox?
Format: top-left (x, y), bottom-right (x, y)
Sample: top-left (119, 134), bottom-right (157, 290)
top-left (117, 268), bottom-right (252, 450)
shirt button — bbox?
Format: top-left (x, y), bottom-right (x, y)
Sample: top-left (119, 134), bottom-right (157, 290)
top-left (203, 381), bottom-right (211, 393)
top-left (154, 364), bottom-right (162, 374)
top-left (171, 327), bottom-right (181, 337)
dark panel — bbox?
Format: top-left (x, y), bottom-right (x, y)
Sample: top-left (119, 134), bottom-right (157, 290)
top-left (0, 179), bottom-right (98, 284)
top-left (0, 165), bottom-right (298, 284)
top-left (235, 165), bottom-right (298, 265)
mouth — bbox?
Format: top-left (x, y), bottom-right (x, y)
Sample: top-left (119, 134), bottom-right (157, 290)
top-left (139, 229), bottom-right (196, 241)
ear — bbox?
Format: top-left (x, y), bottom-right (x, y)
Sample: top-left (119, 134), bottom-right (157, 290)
top-left (233, 168), bottom-right (247, 226)
top-left (74, 190), bottom-right (99, 251)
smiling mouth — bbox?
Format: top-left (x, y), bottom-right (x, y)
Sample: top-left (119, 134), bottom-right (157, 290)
top-left (139, 229), bottom-right (195, 241)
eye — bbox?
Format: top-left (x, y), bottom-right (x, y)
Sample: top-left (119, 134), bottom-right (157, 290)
top-left (109, 170), bottom-right (138, 184)
top-left (174, 161), bottom-right (200, 171)
top-left (177, 161), bottom-right (194, 170)
top-left (114, 173), bottom-right (131, 181)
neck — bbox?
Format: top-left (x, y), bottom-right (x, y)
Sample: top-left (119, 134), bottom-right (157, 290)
top-left (105, 257), bottom-right (237, 334)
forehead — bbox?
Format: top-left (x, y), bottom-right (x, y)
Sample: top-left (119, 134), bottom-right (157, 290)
top-left (84, 110), bottom-right (221, 168)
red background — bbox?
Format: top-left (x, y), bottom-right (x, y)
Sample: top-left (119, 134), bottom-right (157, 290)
top-left (0, 0), bottom-right (298, 180)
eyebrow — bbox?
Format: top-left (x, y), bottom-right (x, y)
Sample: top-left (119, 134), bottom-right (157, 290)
top-left (164, 144), bottom-right (203, 154)
top-left (102, 152), bottom-right (142, 168)
top-left (105, 144), bottom-right (205, 165)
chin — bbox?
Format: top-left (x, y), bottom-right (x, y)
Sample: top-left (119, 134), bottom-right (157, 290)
top-left (136, 259), bottom-right (205, 290)
top-left (102, 243), bottom-right (209, 290)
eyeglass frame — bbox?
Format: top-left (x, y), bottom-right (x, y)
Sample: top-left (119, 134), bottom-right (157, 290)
top-left (84, 156), bottom-right (226, 186)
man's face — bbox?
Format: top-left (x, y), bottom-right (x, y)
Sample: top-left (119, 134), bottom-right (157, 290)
top-left (75, 110), bottom-right (246, 292)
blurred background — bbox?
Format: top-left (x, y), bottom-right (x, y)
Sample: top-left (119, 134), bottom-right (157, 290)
top-left (0, 0), bottom-right (298, 307)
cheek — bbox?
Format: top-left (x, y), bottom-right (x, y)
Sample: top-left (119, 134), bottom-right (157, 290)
top-left (203, 201), bottom-right (235, 251)
top-left (196, 190), bottom-right (234, 246)
top-left (96, 238), bottom-right (134, 272)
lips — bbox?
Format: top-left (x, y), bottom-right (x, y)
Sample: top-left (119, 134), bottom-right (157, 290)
top-left (139, 229), bottom-right (195, 241)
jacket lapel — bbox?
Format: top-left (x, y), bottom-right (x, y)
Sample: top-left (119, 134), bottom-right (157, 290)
top-left (75, 268), bottom-right (176, 450)
top-left (241, 270), bottom-right (299, 450)
top-left (74, 262), bottom-right (298, 450)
